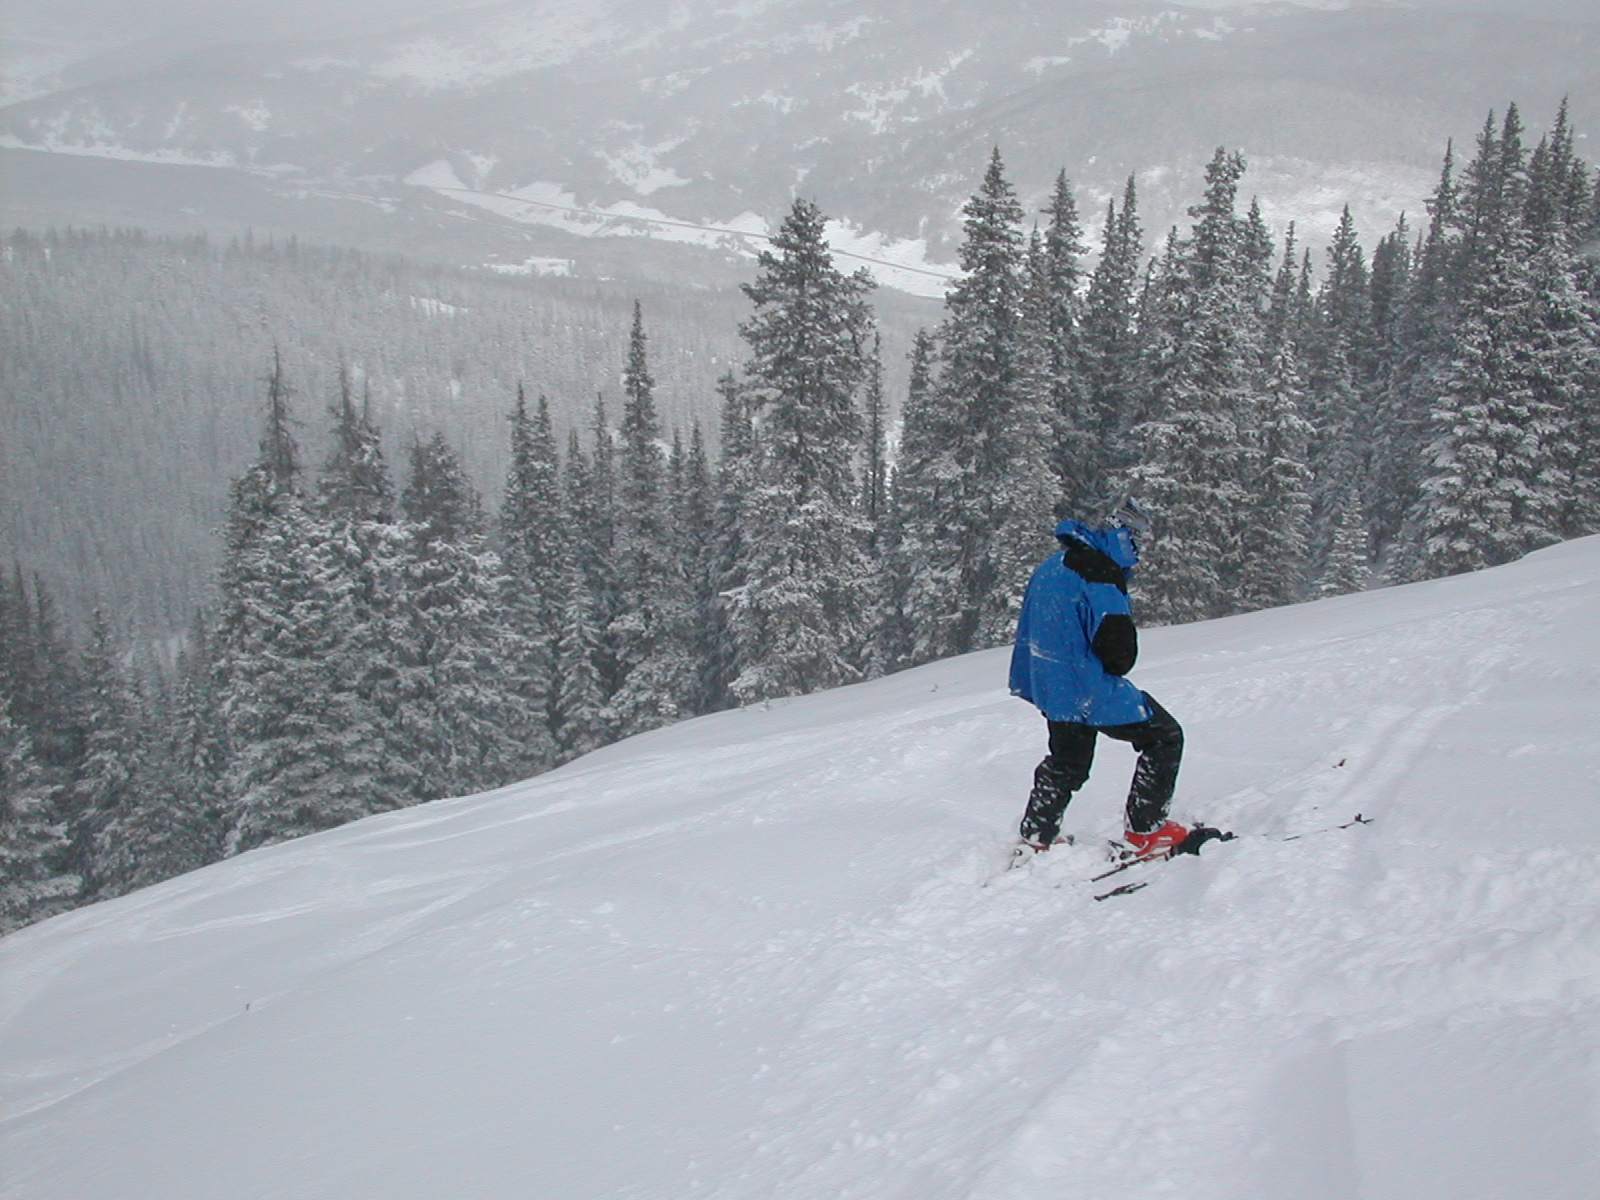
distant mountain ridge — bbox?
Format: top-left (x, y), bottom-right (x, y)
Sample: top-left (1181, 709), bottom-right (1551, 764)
top-left (4, 0), bottom-right (1598, 291)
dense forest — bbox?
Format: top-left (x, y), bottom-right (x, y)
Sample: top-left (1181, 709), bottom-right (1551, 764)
top-left (4, 101), bottom-right (1597, 932)
top-left (0, 230), bottom-right (933, 632)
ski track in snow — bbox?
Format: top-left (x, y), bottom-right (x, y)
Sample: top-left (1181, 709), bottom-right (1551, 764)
top-left (3, 540), bottom-right (1600, 1198)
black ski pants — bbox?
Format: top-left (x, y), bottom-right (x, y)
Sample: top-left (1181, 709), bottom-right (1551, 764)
top-left (1019, 692), bottom-right (1183, 845)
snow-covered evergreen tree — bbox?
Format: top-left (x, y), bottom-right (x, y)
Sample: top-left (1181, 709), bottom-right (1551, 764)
top-left (1410, 107), bottom-right (1569, 577)
top-left (74, 612), bottom-right (162, 896)
top-left (709, 373), bottom-right (759, 705)
top-left (1081, 176), bottom-right (1146, 481)
top-left (498, 386), bottom-right (564, 770)
top-left (874, 331), bottom-right (939, 671)
top-left (91, 679), bottom-right (216, 898)
top-left (575, 397), bottom-right (622, 700)
top-left (1303, 207), bottom-right (1378, 568)
top-left (727, 197), bottom-right (876, 702)
top-left (553, 431), bottom-right (611, 758)
top-left (1316, 491), bottom-right (1372, 598)
top-left (0, 567), bottom-right (82, 777)
top-left (1238, 342), bottom-right (1315, 611)
top-left (676, 422), bottom-right (722, 715)
top-left (990, 227), bottom-right (1070, 645)
top-left (221, 502), bottom-right (389, 852)
top-left (893, 328), bottom-right (964, 665)
top-left (214, 357), bottom-right (372, 852)
top-left (318, 364), bottom-right (392, 523)
top-left (1030, 171), bottom-right (1095, 513)
top-left (0, 707), bottom-right (77, 933)
top-left (908, 150), bottom-right (1058, 655)
top-left (861, 333), bottom-right (889, 538)
top-left (310, 369), bottom-right (413, 819)
top-left (164, 610), bottom-right (229, 859)
top-left (393, 433), bottom-right (529, 801)
top-left (608, 303), bottom-right (694, 734)
top-left (1366, 214), bottom-right (1418, 556)
top-left (1523, 105), bottom-right (1600, 538)
top-left (1127, 149), bottom-right (1264, 623)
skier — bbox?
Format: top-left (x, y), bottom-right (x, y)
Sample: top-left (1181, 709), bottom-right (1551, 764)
top-left (1009, 500), bottom-right (1190, 859)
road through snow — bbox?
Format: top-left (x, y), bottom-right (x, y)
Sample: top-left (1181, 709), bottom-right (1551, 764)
top-left (4, 538), bottom-right (1599, 1199)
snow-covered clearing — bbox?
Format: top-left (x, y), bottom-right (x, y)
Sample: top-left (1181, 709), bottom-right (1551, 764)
top-left (4, 538), bottom-right (1599, 1199)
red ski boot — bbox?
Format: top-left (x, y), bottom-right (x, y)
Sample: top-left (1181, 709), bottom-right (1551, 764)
top-left (1124, 819), bottom-right (1189, 860)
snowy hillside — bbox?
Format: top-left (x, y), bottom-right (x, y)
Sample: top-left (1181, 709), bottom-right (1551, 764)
top-left (4, 537), bottom-right (1600, 1199)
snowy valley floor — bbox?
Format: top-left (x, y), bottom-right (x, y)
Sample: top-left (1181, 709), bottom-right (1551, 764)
top-left (4, 539), bottom-right (1600, 1200)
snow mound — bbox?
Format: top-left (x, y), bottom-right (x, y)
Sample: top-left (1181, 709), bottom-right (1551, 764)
top-left (5, 538), bottom-right (1600, 1199)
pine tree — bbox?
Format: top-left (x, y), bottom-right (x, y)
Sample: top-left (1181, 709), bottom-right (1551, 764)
top-left (912, 149), bottom-right (1058, 654)
top-left (857, 333), bottom-right (893, 681)
top-left (46, 613), bottom-right (214, 903)
top-left (1127, 149), bottom-right (1264, 623)
top-left (1322, 208), bottom-right (1373, 344)
top-left (1316, 491), bottom-right (1372, 597)
top-left (575, 396), bottom-right (622, 700)
top-left (0, 707), bottom-right (77, 933)
top-left (1304, 332), bottom-right (1365, 575)
top-left (988, 228), bottom-right (1068, 646)
top-left (222, 495), bottom-right (389, 851)
top-left (1522, 104), bottom-right (1600, 538)
top-left (312, 368), bottom-right (412, 817)
top-left (1034, 171), bottom-right (1095, 512)
top-left (498, 386), bottom-right (564, 769)
top-left (608, 302), bottom-right (694, 734)
top-left (894, 328), bottom-right (964, 664)
top-left (92, 679), bottom-right (216, 898)
top-left (318, 363), bottom-right (392, 522)
top-left (1366, 214), bottom-right (1418, 555)
top-left (1369, 216), bottom-right (1414, 362)
top-left (0, 567), bottom-right (83, 774)
top-left (861, 333), bottom-right (889, 536)
top-left (1082, 176), bottom-right (1146, 476)
top-left (71, 612), bottom-right (152, 895)
top-left (1303, 207), bottom-right (1378, 564)
top-left (165, 610), bottom-right (229, 859)
top-left (1386, 144), bottom-right (1464, 574)
top-left (709, 372), bottom-right (758, 705)
top-left (727, 197), bottom-right (877, 702)
top-left (218, 361), bottom-right (408, 852)
top-left (1265, 224), bottom-right (1305, 353)
top-left (879, 330), bottom-right (938, 669)
top-left (552, 556), bottom-right (609, 760)
top-left (1411, 106), bottom-right (1569, 576)
top-left (553, 432), bottom-right (612, 756)
top-left (1235, 197), bottom-right (1273, 300)
top-left (676, 422), bottom-right (721, 715)
top-left (393, 433), bottom-right (529, 800)
top-left (1238, 342), bottom-right (1315, 611)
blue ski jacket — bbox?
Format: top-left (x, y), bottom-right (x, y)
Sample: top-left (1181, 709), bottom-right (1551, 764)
top-left (1008, 520), bottom-right (1150, 727)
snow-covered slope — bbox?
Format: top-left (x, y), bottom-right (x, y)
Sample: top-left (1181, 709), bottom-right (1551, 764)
top-left (5, 538), bottom-right (1600, 1199)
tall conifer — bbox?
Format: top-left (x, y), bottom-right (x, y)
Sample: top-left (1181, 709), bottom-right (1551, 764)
top-left (1127, 149), bottom-right (1263, 623)
top-left (1082, 177), bottom-right (1146, 476)
top-left (609, 303), bottom-right (693, 734)
top-left (499, 386), bottom-right (565, 768)
top-left (727, 197), bottom-right (876, 701)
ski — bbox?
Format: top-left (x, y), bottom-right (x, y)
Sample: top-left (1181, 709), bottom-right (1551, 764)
top-left (1089, 814), bottom-right (1373, 899)
top-left (1094, 880), bottom-right (1149, 901)
top-left (1281, 812), bottom-right (1373, 840)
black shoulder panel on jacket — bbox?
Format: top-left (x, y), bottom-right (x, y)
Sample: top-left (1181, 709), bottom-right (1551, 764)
top-left (1093, 613), bottom-right (1138, 676)
top-left (1062, 537), bottom-right (1129, 593)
